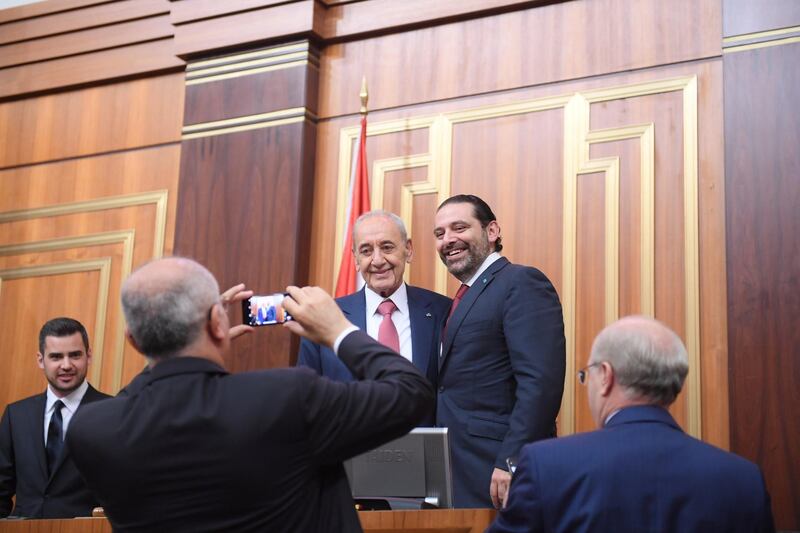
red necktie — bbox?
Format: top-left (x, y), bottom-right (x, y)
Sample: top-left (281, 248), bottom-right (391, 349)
top-left (377, 299), bottom-right (400, 352)
top-left (443, 284), bottom-right (469, 338)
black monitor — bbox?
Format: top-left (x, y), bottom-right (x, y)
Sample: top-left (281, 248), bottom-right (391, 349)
top-left (344, 427), bottom-right (453, 509)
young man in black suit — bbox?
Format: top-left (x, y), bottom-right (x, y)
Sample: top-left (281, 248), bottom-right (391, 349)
top-left (67, 257), bottom-right (433, 532)
top-left (0, 317), bottom-right (110, 518)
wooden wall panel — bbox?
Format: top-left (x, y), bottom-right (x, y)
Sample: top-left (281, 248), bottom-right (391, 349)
top-left (723, 0), bottom-right (800, 37)
top-left (725, 41), bottom-right (800, 530)
top-left (0, 16), bottom-right (175, 69)
top-left (0, 0), bottom-right (169, 44)
top-left (0, 73), bottom-right (184, 168)
top-left (173, 1), bottom-right (316, 58)
top-left (573, 171), bottom-right (606, 432)
top-left (318, 0), bottom-right (542, 40)
top-left (0, 39), bottom-right (184, 100)
top-left (170, 0), bottom-right (292, 24)
top-left (318, 0), bottom-right (720, 118)
top-left (0, 0), bottom-right (109, 23)
top-left (0, 0), bottom-right (182, 101)
top-left (184, 63), bottom-right (319, 125)
top-left (174, 122), bottom-right (315, 372)
top-left (0, 143), bottom-right (182, 408)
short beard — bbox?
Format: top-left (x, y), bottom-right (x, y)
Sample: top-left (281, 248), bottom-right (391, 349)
top-left (440, 231), bottom-right (493, 282)
top-left (47, 375), bottom-right (84, 396)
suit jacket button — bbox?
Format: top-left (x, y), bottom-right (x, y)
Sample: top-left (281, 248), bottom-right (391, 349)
top-left (438, 386), bottom-right (445, 393)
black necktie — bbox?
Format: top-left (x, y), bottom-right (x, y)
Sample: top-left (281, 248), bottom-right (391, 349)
top-left (46, 400), bottom-right (65, 475)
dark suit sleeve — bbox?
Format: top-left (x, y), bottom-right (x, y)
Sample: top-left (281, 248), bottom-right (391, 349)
top-left (486, 446), bottom-right (543, 533)
top-left (296, 338), bottom-right (323, 374)
top-left (497, 267), bottom-right (566, 468)
top-left (300, 330), bottom-right (435, 464)
top-left (757, 470), bottom-right (776, 533)
top-left (0, 407), bottom-right (15, 517)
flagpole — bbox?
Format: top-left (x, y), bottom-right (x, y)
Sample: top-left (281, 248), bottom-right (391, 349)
top-left (334, 77), bottom-right (371, 297)
top-left (360, 76), bottom-right (368, 115)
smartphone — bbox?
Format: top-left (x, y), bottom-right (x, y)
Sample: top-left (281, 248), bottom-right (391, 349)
top-left (242, 293), bottom-right (292, 326)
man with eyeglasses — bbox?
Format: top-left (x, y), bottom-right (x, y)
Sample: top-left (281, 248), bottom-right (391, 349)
top-left (66, 257), bottom-right (434, 532)
top-left (488, 315), bottom-right (775, 533)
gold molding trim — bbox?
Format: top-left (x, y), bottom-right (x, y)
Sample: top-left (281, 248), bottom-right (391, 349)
top-left (682, 76), bottom-right (702, 439)
top-left (186, 59), bottom-right (316, 86)
top-left (186, 41), bottom-right (317, 85)
top-left (182, 109), bottom-right (313, 140)
top-left (187, 52), bottom-right (311, 80)
top-left (183, 107), bottom-right (313, 136)
top-left (0, 190), bottom-right (168, 259)
top-left (0, 258), bottom-right (112, 387)
top-left (334, 76), bottom-right (702, 438)
top-left (724, 35), bottom-right (800, 53)
top-left (188, 42), bottom-right (311, 70)
top-left (722, 25), bottom-right (800, 44)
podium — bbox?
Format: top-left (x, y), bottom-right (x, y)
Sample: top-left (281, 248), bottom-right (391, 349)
top-left (0, 509), bottom-right (496, 532)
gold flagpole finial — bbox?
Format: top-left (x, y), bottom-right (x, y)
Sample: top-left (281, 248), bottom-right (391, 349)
top-left (359, 76), bottom-right (369, 115)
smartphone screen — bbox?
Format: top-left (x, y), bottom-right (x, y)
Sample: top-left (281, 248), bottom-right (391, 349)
top-left (242, 293), bottom-right (292, 326)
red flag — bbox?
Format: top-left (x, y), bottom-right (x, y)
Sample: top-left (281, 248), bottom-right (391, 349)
top-left (334, 115), bottom-right (370, 297)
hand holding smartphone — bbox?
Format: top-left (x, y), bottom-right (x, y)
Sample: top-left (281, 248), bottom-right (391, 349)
top-left (242, 294), bottom-right (292, 326)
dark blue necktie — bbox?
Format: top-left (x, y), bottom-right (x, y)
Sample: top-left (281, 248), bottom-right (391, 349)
top-left (46, 400), bottom-right (65, 475)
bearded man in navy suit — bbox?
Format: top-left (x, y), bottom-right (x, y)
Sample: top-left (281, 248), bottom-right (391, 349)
top-left (488, 316), bottom-right (775, 533)
top-left (297, 210), bottom-right (451, 425)
top-left (433, 194), bottom-right (565, 509)
top-left (0, 317), bottom-right (110, 518)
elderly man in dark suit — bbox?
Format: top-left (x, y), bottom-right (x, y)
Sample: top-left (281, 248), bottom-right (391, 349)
top-left (433, 194), bottom-right (566, 509)
top-left (488, 316), bottom-right (775, 533)
top-left (67, 257), bottom-right (433, 532)
top-left (298, 210), bottom-right (450, 424)
top-left (0, 317), bottom-right (110, 518)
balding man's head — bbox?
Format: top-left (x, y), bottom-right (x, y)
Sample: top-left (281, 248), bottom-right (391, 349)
top-left (121, 257), bottom-right (220, 359)
top-left (589, 316), bottom-right (688, 407)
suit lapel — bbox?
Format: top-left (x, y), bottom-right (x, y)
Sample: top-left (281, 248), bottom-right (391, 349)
top-left (407, 288), bottom-right (435, 376)
top-left (28, 393), bottom-right (49, 482)
top-left (339, 290), bottom-right (367, 331)
top-left (439, 257), bottom-right (509, 371)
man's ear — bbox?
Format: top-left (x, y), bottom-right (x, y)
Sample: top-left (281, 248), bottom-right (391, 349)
top-left (599, 361), bottom-right (615, 397)
top-left (486, 220), bottom-right (501, 245)
top-left (207, 303), bottom-right (227, 341)
top-left (125, 328), bottom-right (144, 355)
top-left (36, 352), bottom-right (44, 370)
top-left (405, 238), bottom-right (414, 263)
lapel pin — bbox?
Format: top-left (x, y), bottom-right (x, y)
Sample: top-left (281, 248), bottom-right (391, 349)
top-left (482, 278), bottom-right (488, 284)
top-left (426, 312), bottom-right (432, 317)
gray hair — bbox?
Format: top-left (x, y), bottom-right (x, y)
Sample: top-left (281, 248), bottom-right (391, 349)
top-left (351, 210), bottom-right (408, 250)
top-left (121, 257), bottom-right (220, 359)
top-left (590, 316), bottom-right (689, 406)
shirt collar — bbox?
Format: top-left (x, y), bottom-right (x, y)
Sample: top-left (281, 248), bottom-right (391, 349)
top-left (365, 282), bottom-right (409, 317)
top-left (46, 379), bottom-right (88, 413)
top-left (604, 408), bottom-right (622, 426)
top-left (464, 252), bottom-right (502, 287)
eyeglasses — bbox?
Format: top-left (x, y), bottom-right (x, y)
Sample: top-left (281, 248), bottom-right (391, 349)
top-left (577, 362), bottom-right (602, 385)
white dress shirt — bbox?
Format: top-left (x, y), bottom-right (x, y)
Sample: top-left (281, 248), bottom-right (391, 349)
top-left (44, 379), bottom-right (88, 445)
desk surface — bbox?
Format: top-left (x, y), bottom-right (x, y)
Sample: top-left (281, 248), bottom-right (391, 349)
top-left (0, 509), bottom-right (496, 533)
